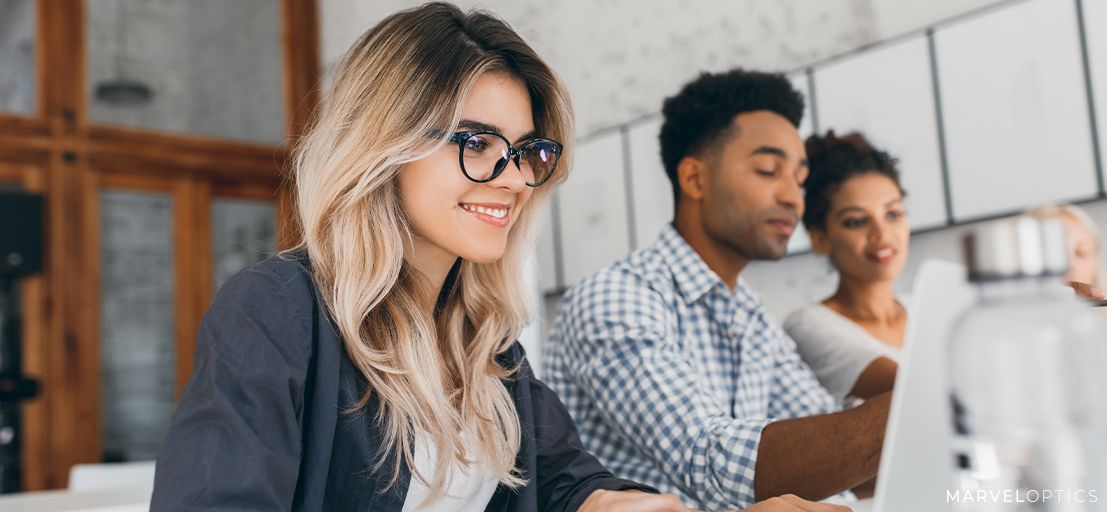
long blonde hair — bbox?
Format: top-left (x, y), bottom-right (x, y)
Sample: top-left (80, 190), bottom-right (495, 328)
top-left (1027, 203), bottom-right (1102, 286)
top-left (288, 2), bottom-right (573, 498)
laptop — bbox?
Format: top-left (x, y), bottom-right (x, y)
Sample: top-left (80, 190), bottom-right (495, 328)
top-left (868, 260), bottom-right (976, 512)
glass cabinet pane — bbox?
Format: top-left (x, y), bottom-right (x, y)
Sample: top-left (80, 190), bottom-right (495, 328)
top-left (99, 189), bottom-right (174, 462)
top-left (0, 183), bottom-right (24, 491)
top-left (87, 0), bottom-right (284, 144)
top-left (212, 198), bottom-right (276, 290)
top-left (0, 0), bottom-right (36, 115)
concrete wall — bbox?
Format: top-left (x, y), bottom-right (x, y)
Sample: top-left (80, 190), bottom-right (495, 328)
top-left (321, 0), bottom-right (1007, 135)
top-left (319, 0), bottom-right (1039, 373)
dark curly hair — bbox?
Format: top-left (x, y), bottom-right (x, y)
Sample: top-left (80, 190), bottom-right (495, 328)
top-left (659, 69), bottom-right (805, 204)
top-left (802, 131), bottom-right (905, 232)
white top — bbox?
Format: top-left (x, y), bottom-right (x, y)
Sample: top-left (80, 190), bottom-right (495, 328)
top-left (783, 301), bottom-right (903, 401)
top-left (402, 432), bottom-right (499, 511)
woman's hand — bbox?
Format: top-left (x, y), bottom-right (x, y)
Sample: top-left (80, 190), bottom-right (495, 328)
top-left (744, 494), bottom-right (853, 511)
top-left (1069, 281), bottom-right (1105, 301)
top-left (578, 490), bottom-right (853, 512)
top-left (578, 489), bottom-right (693, 511)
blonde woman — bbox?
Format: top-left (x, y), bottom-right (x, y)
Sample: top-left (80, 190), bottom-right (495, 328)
top-left (1028, 203), bottom-right (1104, 301)
top-left (150, 4), bottom-right (855, 511)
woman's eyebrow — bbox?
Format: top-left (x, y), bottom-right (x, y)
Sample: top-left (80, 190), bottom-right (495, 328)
top-left (835, 206), bottom-right (866, 218)
top-left (458, 119), bottom-right (502, 133)
top-left (458, 119), bottom-right (538, 143)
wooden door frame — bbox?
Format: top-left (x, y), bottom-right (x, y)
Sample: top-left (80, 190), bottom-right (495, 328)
top-left (0, 0), bottom-right (319, 489)
top-left (0, 164), bottom-right (48, 491)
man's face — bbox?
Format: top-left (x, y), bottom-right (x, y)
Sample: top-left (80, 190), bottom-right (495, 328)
top-left (700, 110), bottom-right (807, 261)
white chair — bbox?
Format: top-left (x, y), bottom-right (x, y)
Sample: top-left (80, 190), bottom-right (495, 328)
top-left (67, 460), bottom-right (156, 493)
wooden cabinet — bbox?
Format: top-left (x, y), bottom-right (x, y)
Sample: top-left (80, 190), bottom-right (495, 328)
top-left (0, 0), bottom-right (318, 490)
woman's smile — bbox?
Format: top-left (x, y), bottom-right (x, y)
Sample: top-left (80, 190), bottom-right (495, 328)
top-left (460, 202), bottom-right (512, 227)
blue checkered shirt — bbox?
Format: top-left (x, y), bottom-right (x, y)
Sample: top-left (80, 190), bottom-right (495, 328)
top-left (544, 224), bottom-right (842, 510)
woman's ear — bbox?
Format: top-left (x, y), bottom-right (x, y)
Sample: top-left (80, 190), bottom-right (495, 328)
top-left (809, 227), bottom-right (832, 256)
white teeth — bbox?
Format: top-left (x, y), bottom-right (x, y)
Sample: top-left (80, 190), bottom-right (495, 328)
top-left (876, 248), bottom-right (895, 258)
top-left (461, 204), bottom-right (507, 219)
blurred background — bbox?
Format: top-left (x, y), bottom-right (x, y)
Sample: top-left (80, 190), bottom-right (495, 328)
top-left (0, 0), bottom-right (1103, 495)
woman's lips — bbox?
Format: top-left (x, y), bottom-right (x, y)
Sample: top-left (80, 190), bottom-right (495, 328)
top-left (866, 247), bottom-right (897, 263)
top-left (460, 203), bottom-right (511, 227)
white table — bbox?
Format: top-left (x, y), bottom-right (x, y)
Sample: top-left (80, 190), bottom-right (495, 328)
top-left (0, 487), bottom-right (150, 511)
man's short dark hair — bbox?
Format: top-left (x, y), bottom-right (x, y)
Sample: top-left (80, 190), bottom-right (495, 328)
top-left (659, 69), bottom-right (805, 203)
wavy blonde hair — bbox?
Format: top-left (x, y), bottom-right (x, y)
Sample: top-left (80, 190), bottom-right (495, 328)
top-left (287, 2), bottom-right (573, 500)
top-left (1027, 203), bottom-right (1102, 286)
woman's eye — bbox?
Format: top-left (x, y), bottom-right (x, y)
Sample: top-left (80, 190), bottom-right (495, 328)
top-left (756, 169), bottom-right (776, 177)
top-left (843, 218), bottom-right (867, 229)
top-left (464, 137), bottom-right (488, 152)
top-left (886, 210), bottom-right (905, 221)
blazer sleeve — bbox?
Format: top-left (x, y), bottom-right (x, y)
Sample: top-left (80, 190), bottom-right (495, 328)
top-left (151, 264), bottom-right (316, 511)
top-left (515, 346), bottom-right (658, 512)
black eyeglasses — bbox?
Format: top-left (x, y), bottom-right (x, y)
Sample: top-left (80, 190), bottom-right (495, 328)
top-left (445, 131), bottom-right (563, 187)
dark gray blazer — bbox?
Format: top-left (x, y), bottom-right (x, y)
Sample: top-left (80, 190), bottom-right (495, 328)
top-left (151, 251), bottom-right (653, 511)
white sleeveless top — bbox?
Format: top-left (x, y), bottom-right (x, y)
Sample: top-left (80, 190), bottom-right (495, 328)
top-left (402, 432), bottom-right (499, 511)
top-left (783, 300), bottom-right (905, 402)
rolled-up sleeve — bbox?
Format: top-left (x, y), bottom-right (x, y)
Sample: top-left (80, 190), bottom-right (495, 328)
top-left (151, 267), bottom-right (314, 511)
top-left (556, 271), bottom-right (769, 510)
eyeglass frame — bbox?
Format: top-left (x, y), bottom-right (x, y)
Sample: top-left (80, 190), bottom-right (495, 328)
top-left (444, 130), bottom-right (563, 187)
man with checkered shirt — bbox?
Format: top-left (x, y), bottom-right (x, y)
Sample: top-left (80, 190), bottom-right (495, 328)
top-left (544, 69), bottom-right (891, 511)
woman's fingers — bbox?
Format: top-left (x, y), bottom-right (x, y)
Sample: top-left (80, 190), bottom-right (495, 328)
top-left (742, 494), bottom-right (853, 511)
top-left (743, 496), bottom-right (804, 511)
top-left (776, 493), bottom-right (853, 511)
top-left (1070, 281), bottom-right (1105, 301)
top-left (578, 489), bottom-right (695, 512)
top-left (581, 490), bottom-right (856, 512)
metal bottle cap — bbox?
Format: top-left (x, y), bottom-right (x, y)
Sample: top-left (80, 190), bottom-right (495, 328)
top-left (963, 215), bottom-right (1068, 282)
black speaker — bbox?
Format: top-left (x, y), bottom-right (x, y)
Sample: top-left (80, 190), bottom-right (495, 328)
top-left (0, 192), bottom-right (43, 278)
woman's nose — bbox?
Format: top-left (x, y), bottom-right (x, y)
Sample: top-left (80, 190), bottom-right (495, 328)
top-left (489, 160), bottom-right (528, 192)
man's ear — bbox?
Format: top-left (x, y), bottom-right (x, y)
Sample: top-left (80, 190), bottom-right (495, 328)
top-left (809, 226), bottom-right (832, 255)
top-left (677, 156), bottom-right (707, 202)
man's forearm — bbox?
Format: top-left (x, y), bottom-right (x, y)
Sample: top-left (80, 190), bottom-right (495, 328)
top-left (753, 391), bottom-right (891, 501)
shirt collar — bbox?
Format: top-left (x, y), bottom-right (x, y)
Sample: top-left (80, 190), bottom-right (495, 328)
top-left (655, 224), bottom-right (728, 304)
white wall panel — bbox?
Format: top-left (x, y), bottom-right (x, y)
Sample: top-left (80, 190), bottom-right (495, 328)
top-left (814, 35), bottom-right (948, 230)
top-left (1083, 0), bottom-right (1107, 193)
top-left (935, 0), bottom-right (1097, 220)
top-left (557, 131), bottom-right (632, 287)
top-left (627, 118), bottom-right (674, 249)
